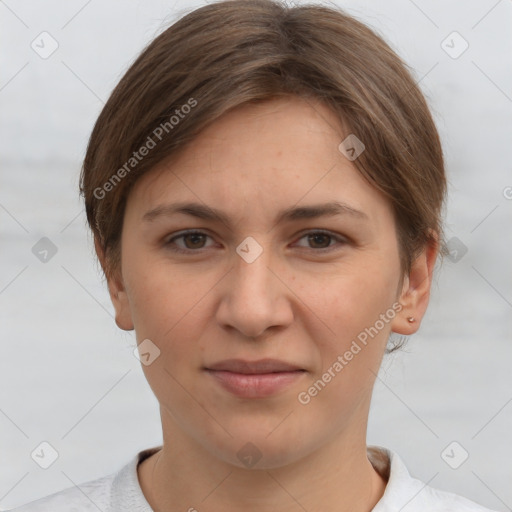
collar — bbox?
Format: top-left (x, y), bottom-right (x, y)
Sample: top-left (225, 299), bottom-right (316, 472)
top-left (110, 444), bottom-right (407, 511)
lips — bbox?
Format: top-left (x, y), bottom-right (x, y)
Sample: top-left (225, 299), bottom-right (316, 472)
top-left (205, 358), bottom-right (304, 374)
top-left (204, 359), bottom-right (306, 398)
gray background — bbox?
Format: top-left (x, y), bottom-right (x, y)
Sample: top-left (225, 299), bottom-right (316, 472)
top-left (1, 0), bottom-right (511, 510)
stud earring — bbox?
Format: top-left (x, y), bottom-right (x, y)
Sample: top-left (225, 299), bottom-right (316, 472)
top-left (407, 316), bottom-right (415, 323)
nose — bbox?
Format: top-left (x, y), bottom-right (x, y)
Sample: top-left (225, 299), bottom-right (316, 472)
top-left (215, 244), bottom-right (294, 340)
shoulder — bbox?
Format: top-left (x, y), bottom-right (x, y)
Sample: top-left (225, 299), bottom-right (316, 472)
top-left (3, 472), bottom-right (116, 512)
top-left (4, 446), bottom-right (160, 512)
top-left (412, 484), bottom-right (498, 511)
top-left (368, 446), bottom-right (499, 512)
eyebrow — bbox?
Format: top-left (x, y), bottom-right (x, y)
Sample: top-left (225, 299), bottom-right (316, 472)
top-left (142, 200), bottom-right (369, 226)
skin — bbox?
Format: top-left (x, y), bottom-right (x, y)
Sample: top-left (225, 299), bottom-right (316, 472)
top-left (96, 96), bottom-right (438, 512)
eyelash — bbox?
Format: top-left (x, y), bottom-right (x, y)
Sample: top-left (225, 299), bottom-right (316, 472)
top-left (164, 229), bottom-right (348, 254)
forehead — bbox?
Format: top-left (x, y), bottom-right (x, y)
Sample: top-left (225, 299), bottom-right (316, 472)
top-left (125, 96), bottom-right (393, 228)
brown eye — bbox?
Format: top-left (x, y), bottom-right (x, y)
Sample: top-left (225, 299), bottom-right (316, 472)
top-left (165, 231), bottom-right (214, 253)
top-left (181, 233), bottom-right (207, 249)
top-left (295, 230), bottom-right (348, 252)
top-left (307, 233), bottom-right (332, 249)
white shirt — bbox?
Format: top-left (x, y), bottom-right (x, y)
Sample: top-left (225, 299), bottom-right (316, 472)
top-left (5, 445), bottom-right (498, 511)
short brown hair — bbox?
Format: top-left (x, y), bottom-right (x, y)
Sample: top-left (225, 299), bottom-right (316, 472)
top-left (80, 0), bottom-right (446, 282)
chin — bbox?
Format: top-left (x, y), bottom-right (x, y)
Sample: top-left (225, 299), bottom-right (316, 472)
top-left (207, 428), bottom-right (315, 471)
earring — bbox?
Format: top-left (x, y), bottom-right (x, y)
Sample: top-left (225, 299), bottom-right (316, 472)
top-left (407, 317), bottom-right (415, 323)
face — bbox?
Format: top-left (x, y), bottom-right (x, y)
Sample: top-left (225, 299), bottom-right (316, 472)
top-left (105, 96), bottom-right (433, 469)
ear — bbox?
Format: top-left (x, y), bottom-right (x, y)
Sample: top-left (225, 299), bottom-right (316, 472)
top-left (391, 234), bottom-right (439, 335)
top-left (94, 237), bottom-right (134, 331)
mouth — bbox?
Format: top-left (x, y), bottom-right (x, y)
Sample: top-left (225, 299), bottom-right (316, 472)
top-left (203, 359), bottom-right (307, 398)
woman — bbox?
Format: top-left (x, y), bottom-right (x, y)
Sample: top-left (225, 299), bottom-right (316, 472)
top-left (7, 0), bottom-right (498, 510)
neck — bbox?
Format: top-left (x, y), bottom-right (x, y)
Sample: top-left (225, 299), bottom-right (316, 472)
top-left (138, 413), bottom-right (388, 512)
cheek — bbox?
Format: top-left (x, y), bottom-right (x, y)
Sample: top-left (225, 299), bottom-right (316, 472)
top-left (295, 269), bottom-right (399, 423)
top-left (309, 261), bottom-right (400, 365)
top-left (125, 260), bottom-right (212, 395)
top-left (123, 255), bottom-right (184, 334)
top-left (124, 255), bottom-right (221, 360)
top-left (319, 264), bottom-right (398, 326)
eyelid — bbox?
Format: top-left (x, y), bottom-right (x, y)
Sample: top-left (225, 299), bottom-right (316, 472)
top-left (164, 230), bottom-right (217, 252)
top-left (293, 229), bottom-right (349, 251)
top-left (164, 228), bottom-right (349, 253)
